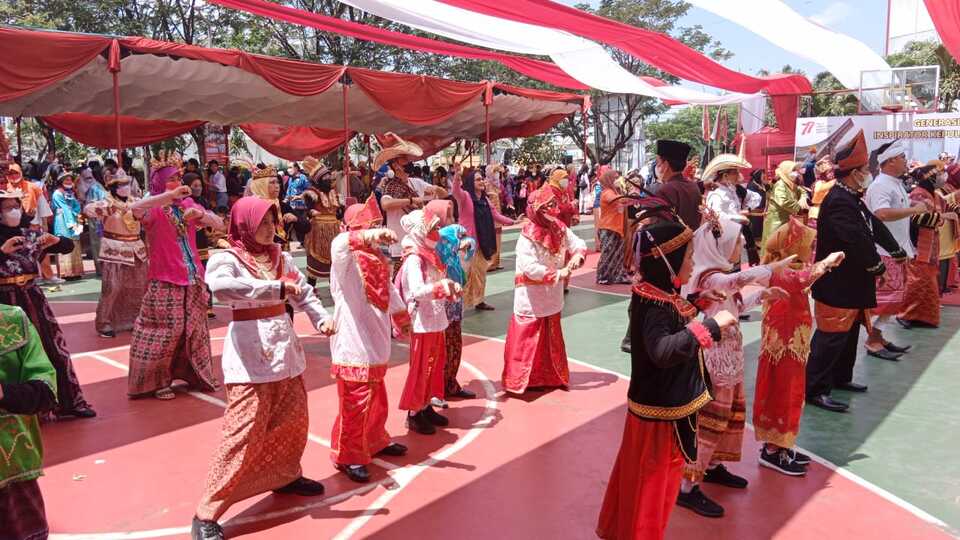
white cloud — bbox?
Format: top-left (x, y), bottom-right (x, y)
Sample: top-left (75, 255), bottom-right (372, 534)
top-left (809, 1), bottom-right (854, 28)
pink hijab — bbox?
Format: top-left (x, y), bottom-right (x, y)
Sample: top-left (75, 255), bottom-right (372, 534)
top-left (227, 196), bottom-right (282, 277)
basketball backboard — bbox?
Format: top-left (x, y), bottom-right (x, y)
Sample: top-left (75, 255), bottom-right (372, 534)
top-left (859, 65), bottom-right (940, 114)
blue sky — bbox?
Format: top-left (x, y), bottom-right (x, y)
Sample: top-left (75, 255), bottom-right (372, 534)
top-left (560, 0), bottom-right (888, 85)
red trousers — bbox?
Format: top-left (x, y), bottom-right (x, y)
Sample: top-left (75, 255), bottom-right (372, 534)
top-left (597, 414), bottom-right (684, 540)
top-left (502, 313), bottom-right (569, 394)
top-left (398, 331), bottom-right (446, 411)
top-left (330, 377), bottom-right (391, 465)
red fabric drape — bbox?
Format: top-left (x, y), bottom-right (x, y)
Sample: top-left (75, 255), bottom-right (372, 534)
top-left (771, 95), bottom-right (799, 142)
top-left (489, 113), bottom-right (570, 141)
top-left (438, 0), bottom-right (811, 96)
top-left (924, 0), bottom-right (960, 64)
top-left (41, 113), bottom-right (203, 148)
top-left (745, 127), bottom-right (796, 173)
top-left (206, 0), bottom-right (594, 92)
top-left (373, 134), bottom-right (457, 160)
top-left (350, 68), bottom-right (487, 126)
top-left (0, 28), bottom-right (110, 102)
top-left (240, 124), bottom-right (353, 161)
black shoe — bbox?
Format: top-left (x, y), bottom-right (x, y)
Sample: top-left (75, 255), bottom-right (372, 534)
top-left (806, 394), bottom-right (848, 412)
top-left (738, 314), bottom-right (751, 321)
top-left (57, 406), bottom-right (97, 419)
top-left (787, 448), bottom-right (812, 465)
top-left (759, 448), bottom-right (807, 476)
top-left (191, 517), bottom-right (224, 540)
top-left (620, 341), bottom-right (631, 354)
top-left (883, 341), bottom-right (911, 353)
top-left (895, 317), bottom-right (913, 330)
top-left (336, 464), bottom-right (370, 483)
top-left (866, 348), bottom-right (902, 361)
top-left (423, 406), bottom-right (449, 427)
top-left (676, 485), bottom-right (724, 518)
top-left (447, 388), bottom-right (476, 399)
top-left (406, 411), bottom-right (436, 435)
top-left (475, 302), bottom-right (495, 311)
top-left (836, 382), bottom-right (868, 393)
top-left (98, 330), bottom-right (115, 338)
top-left (376, 443), bottom-right (408, 457)
top-left (703, 464), bottom-right (748, 489)
top-left (272, 476), bottom-right (325, 496)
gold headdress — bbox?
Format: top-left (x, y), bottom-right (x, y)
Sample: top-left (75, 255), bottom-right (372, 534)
top-left (150, 150), bottom-right (183, 172)
top-left (253, 165), bottom-right (277, 180)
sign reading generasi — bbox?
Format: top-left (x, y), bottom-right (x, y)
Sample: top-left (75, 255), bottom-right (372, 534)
top-left (795, 113), bottom-right (960, 163)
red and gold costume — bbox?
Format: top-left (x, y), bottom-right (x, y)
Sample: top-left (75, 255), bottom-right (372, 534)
top-left (900, 171), bottom-right (944, 327)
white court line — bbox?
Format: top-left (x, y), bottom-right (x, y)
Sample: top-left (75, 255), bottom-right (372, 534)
top-left (461, 332), bottom-right (952, 532)
top-left (54, 337), bottom-right (498, 539)
top-left (331, 358), bottom-right (498, 540)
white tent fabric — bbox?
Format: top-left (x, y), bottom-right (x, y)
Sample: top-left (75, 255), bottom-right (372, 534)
top-left (687, 0), bottom-right (891, 90)
top-left (336, 0), bottom-right (759, 105)
top-left (739, 96), bottom-right (766, 136)
top-left (0, 53), bottom-right (579, 139)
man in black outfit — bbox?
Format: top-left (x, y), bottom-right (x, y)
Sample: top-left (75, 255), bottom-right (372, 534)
top-left (806, 130), bottom-right (906, 412)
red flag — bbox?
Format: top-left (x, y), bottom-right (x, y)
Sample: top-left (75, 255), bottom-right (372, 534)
top-left (702, 105), bottom-right (712, 141)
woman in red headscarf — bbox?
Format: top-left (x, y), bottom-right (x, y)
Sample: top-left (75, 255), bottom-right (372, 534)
top-left (328, 195), bottom-right (410, 484)
top-left (502, 187), bottom-right (587, 394)
top-left (192, 196), bottom-right (336, 540)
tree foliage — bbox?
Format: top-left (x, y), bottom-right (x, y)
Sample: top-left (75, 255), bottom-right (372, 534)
top-left (512, 135), bottom-right (562, 167)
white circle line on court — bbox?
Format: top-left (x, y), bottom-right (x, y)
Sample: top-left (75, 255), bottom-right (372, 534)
top-left (50, 335), bottom-right (498, 540)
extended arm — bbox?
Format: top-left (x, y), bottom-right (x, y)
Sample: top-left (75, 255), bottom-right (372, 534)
top-left (639, 307), bottom-right (720, 369)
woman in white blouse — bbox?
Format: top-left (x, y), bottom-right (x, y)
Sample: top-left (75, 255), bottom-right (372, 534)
top-left (192, 196), bottom-right (335, 540)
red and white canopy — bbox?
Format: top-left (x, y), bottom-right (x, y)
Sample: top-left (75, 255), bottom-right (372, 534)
top-left (0, 26), bottom-right (585, 159)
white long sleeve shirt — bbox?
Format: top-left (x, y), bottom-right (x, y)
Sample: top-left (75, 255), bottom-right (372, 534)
top-left (329, 232), bottom-right (406, 367)
top-left (205, 251), bottom-right (330, 384)
top-left (513, 229), bottom-right (587, 318)
top-left (398, 252), bottom-right (449, 333)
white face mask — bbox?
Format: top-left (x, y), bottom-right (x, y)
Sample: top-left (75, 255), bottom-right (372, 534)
top-left (860, 171), bottom-right (873, 189)
top-left (559, 177), bottom-right (569, 189)
top-left (116, 185), bottom-right (132, 198)
top-left (386, 169), bottom-right (396, 179)
top-left (2, 208), bottom-right (22, 227)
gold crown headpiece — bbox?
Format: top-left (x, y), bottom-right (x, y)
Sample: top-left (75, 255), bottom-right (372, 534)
top-left (253, 165), bottom-right (277, 179)
top-left (150, 150), bottom-right (183, 172)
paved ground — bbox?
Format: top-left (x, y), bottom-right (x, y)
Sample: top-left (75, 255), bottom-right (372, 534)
top-left (38, 218), bottom-right (960, 539)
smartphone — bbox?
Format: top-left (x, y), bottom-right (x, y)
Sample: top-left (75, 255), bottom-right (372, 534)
top-left (23, 229), bottom-right (42, 254)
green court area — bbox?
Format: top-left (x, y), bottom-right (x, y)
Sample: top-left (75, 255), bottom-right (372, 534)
top-left (47, 222), bottom-right (960, 535)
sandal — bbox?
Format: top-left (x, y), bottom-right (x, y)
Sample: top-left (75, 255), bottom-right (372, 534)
top-left (154, 387), bottom-right (176, 400)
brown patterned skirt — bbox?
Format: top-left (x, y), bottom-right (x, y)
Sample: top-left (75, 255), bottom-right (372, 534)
top-left (95, 258), bottom-right (148, 335)
top-left (128, 280), bottom-right (219, 397)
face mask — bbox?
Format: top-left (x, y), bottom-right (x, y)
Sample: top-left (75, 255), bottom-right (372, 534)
top-left (166, 180), bottom-right (181, 192)
top-left (386, 169), bottom-right (396, 179)
top-left (559, 178), bottom-right (569, 189)
top-left (117, 185), bottom-right (132, 198)
top-left (191, 187), bottom-right (203, 197)
top-left (2, 208), bottom-right (21, 227)
top-left (859, 171), bottom-right (873, 189)
top-left (63, 183), bottom-right (74, 191)
top-left (789, 171), bottom-right (800, 180)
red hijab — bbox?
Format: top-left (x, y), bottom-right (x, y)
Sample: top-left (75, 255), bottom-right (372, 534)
top-left (344, 195), bottom-right (391, 311)
top-left (227, 196), bottom-right (283, 277)
top-left (522, 187), bottom-right (566, 255)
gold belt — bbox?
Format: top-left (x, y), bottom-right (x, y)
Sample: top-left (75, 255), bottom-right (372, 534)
top-left (103, 231), bottom-right (141, 242)
top-left (0, 274), bottom-right (37, 287)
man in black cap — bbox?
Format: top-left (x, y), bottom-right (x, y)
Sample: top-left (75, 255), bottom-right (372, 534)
top-left (654, 140), bottom-right (702, 230)
top-left (621, 140), bottom-right (702, 353)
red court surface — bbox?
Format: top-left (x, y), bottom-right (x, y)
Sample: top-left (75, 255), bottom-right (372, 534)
top-left (42, 301), bottom-right (952, 540)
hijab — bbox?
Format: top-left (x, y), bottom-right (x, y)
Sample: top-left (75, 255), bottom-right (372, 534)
top-left (775, 160), bottom-right (798, 188)
top-left (149, 165), bottom-right (180, 195)
top-left (400, 209), bottom-right (445, 272)
top-left (227, 196), bottom-right (282, 277)
top-left (685, 215), bottom-right (742, 295)
top-left (463, 170), bottom-right (496, 259)
top-left (437, 224), bottom-right (475, 285)
top-left (522, 187), bottom-right (566, 255)
top-left (343, 198), bottom-right (391, 311)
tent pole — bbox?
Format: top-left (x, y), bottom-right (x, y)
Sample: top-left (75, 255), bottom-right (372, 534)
top-left (484, 100), bottom-right (491, 164)
top-left (342, 79), bottom-right (351, 199)
top-left (582, 109), bottom-right (588, 166)
top-left (112, 70), bottom-right (123, 170)
top-left (15, 117), bottom-right (22, 159)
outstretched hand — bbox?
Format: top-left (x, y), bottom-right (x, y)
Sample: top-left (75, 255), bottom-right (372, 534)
top-left (319, 318), bottom-right (337, 336)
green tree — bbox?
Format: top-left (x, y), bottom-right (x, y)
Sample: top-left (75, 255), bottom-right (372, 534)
top-left (512, 135), bottom-right (562, 167)
top-left (644, 104), bottom-right (737, 159)
top-left (555, 0), bottom-right (733, 165)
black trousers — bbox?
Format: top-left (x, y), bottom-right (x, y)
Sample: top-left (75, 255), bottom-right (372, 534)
top-left (621, 295), bottom-right (634, 348)
top-left (805, 324), bottom-right (861, 398)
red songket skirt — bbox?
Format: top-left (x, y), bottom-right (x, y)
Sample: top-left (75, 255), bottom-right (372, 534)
top-left (502, 312), bottom-right (570, 394)
top-left (398, 332), bottom-right (446, 411)
top-left (899, 260), bottom-right (941, 327)
top-left (597, 414), bottom-right (684, 540)
top-left (330, 371), bottom-right (391, 465)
